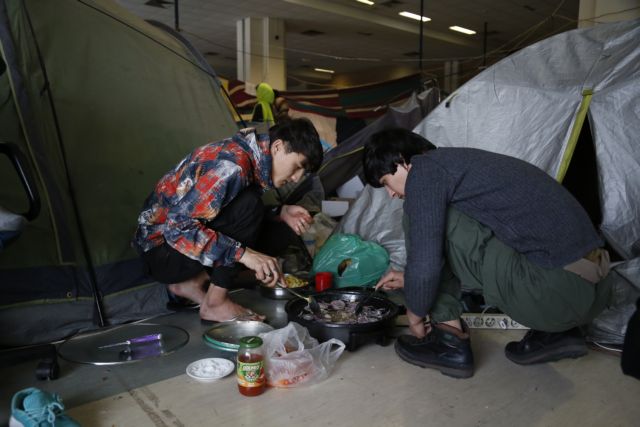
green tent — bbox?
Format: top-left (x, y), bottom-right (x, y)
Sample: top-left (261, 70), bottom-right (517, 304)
top-left (0, 0), bottom-right (238, 345)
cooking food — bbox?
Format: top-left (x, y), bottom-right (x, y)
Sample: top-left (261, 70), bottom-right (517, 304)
top-left (300, 300), bottom-right (389, 324)
top-left (284, 274), bottom-right (308, 289)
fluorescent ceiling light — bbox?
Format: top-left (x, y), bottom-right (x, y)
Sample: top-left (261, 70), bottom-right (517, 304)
top-left (449, 25), bottom-right (476, 35)
top-left (356, 0), bottom-right (374, 5)
top-left (314, 67), bottom-right (335, 74)
top-left (399, 11), bottom-right (431, 22)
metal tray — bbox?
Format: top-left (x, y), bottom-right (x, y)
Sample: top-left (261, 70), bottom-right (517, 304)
top-left (203, 321), bottom-right (274, 351)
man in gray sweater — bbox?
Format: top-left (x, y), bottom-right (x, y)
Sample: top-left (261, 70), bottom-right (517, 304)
top-left (363, 128), bottom-right (612, 378)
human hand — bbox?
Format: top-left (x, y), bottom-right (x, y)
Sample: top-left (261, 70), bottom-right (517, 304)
top-left (375, 270), bottom-right (404, 290)
top-left (239, 247), bottom-right (282, 287)
top-left (280, 205), bottom-right (313, 235)
top-left (407, 309), bottom-right (427, 338)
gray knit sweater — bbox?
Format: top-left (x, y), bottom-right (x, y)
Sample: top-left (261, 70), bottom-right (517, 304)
top-left (403, 147), bottom-right (602, 317)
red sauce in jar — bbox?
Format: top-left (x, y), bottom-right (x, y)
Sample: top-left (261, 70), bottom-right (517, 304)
top-left (237, 337), bottom-right (266, 396)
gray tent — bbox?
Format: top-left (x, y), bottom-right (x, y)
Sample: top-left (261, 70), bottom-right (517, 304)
top-left (0, 0), bottom-right (237, 345)
top-left (415, 19), bottom-right (640, 261)
top-left (414, 19), bottom-right (640, 343)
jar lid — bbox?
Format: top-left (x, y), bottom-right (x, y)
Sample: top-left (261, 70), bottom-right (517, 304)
top-left (239, 336), bottom-right (263, 348)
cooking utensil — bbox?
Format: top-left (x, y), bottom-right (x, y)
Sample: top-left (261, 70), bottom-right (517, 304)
top-left (58, 324), bottom-right (188, 365)
top-left (275, 281), bottom-right (321, 314)
top-left (203, 320), bottom-right (274, 352)
top-left (98, 333), bottom-right (162, 349)
top-left (285, 289), bottom-right (399, 352)
top-left (260, 282), bottom-right (311, 300)
top-left (259, 274), bottom-right (311, 300)
top-left (354, 287), bottom-right (380, 314)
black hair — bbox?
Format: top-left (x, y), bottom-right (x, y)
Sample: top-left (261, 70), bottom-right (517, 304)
top-left (269, 117), bottom-right (323, 173)
top-left (363, 128), bottom-right (436, 187)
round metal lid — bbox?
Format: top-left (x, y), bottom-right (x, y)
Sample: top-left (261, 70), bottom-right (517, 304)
top-left (203, 321), bottom-right (273, 351)
top-left (58, 323), bottom-right (189, 365)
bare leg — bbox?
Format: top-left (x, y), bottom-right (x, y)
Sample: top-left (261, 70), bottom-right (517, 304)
top-left (440, 319), bottom-right (462, 331)
top-left (199, 283), bottom-right (265, 322)
top-left (167, 270), bottom-right (209, 305)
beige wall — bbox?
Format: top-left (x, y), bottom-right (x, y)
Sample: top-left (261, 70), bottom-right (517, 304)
top-left (579, 0), bottom-right (640, 27)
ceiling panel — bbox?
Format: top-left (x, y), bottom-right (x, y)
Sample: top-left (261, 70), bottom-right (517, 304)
top-left (115, 0), bottom-right (580, 87)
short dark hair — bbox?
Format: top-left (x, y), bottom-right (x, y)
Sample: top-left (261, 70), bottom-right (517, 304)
top-left (269, 117), bottom-right (323, 173)
top-left (363, 128), bottom-right (436, 187)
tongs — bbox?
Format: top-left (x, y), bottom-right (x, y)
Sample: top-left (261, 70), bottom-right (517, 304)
top-left (274, 280), bottom-right (321, 314)
top-left (354, 287), bottom-right (381, 314)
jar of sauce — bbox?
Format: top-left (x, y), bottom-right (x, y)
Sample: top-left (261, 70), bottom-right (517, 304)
top-left (236, 336), bottom-right (266, 396)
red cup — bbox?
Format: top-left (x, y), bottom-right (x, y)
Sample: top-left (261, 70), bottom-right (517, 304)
top-left (315, 272), bottom-right (333, 292)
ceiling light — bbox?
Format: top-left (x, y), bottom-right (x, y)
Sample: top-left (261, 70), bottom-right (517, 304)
top-left (399, 11), bottom-right (431, 22)
top-left (314, 68), bottom-right (335, 74)
top-left (449, 25), bottom-right (476, 35)
top-left (356, 0), bottom-right (374, 5)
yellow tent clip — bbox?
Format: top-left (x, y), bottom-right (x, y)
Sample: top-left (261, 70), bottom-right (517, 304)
top-left (556, 88), bottom-right (593, 182)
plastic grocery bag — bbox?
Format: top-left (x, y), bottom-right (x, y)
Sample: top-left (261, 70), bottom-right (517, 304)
top-left (258, 322), bottom-right (345, 388)
top-left (312, 233), bottom-right (390, 288)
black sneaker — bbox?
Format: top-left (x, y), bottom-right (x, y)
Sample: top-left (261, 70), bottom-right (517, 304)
top-left (394, 322), bottom-right (474, 378)
top-left (504, 327), bottom-right (587, 365)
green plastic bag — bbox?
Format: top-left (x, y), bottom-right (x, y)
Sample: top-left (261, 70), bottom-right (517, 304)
top-left (311, 233), bottom-right (389, 288)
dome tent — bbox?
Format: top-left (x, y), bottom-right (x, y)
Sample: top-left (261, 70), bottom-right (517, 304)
top-left (0, 0), bottom-right (238, 345)
top-left (414, 18), bottom-right (640, 343)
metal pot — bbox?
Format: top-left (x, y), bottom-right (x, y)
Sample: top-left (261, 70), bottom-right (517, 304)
top-left (259, 283), bottom-right (312, 300)
top-left (285, 289), bottom-right (399, 351)
top-left (259, 273), bottom-right (312, 300)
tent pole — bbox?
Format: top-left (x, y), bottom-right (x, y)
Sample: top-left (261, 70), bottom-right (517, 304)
top-left (221, 85), bottom-right (247, 128)
top-left (174, 0), bottom-right (180, 32)
top-left (483, 22), bottom-right (488, 68)
top-left (419, 0), bottom-right (424, 72)
top-left (23, 2), bottom-right (106, 327)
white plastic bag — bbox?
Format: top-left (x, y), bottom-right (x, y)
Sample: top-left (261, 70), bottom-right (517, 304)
top-left (258, 322), bottom-right (345, 388)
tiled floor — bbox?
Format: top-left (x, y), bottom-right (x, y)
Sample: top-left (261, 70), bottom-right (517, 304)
top-left (2, 288), bottom-right (639, 427)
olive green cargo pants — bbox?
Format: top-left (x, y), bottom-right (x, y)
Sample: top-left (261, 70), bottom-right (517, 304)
top-left (427, 208), bottom-right (612, 332)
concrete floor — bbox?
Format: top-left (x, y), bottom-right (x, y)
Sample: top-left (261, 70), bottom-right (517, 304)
top-left (2, 288), bottom-right (639, 427)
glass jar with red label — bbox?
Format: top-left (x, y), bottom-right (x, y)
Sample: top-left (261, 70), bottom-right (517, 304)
top-left (236, 336), bottom-right (266, 396)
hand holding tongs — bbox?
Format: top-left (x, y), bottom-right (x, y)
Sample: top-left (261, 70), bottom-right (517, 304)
top-left (274, 281), bottom-right (321, 314)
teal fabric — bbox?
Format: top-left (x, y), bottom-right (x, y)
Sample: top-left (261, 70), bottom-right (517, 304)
top-left (11, 388), bottom-right (80, 427)
top-left (430, 208), bottom-right (612, 332)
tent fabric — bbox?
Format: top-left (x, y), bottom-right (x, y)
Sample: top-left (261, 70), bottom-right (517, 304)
top-left (414, 19), bottom-right (640, 261)
top-left (413, 19), bottom-right (640, 344)
top-left (0, 0), bottom-right (238, 345)
top-left (319, 88), bottom-right (440, 196)
top-left (336, 186), bottom-right (406, 271)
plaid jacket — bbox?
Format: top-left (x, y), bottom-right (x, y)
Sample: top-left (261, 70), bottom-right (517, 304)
top-left (134, 128), bottom-right (272, 267)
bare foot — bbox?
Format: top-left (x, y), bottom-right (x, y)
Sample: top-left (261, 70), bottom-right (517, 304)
top-left (167, 271), bottom-right (208, 305)
top-left (200, 284), bottom-right (265, 322)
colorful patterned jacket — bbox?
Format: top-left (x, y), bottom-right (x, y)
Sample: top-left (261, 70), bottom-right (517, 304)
top-left (134, 128), bottom-right (272, 267)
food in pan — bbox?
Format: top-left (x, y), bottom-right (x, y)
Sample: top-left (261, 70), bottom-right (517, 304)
top-left (300, 300), bottom-right (389, 324)
top-left (284, 274), bottom-right (308, 288)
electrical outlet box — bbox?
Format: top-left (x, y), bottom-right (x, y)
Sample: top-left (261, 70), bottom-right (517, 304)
top-left (461, 313), bottom-right (528, 330)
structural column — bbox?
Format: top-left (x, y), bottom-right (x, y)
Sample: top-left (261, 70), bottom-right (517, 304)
top-left (443, 60), bottom-right (460, 94)
top-left (236, 17), bottom-right (286, 90)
